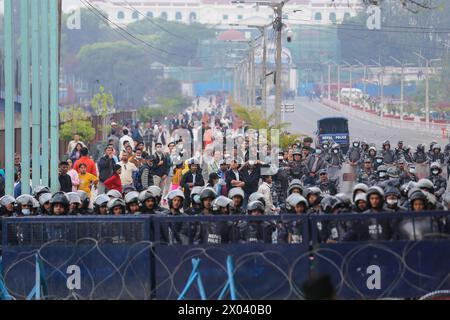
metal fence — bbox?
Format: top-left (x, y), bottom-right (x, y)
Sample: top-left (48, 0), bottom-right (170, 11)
top-left (1, 212), bottom-right (450, 300)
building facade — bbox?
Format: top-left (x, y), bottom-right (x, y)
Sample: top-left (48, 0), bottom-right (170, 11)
top-left (90, 0), bottom-right (362, 27)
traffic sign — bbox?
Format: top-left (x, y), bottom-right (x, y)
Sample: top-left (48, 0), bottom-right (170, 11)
top-left (281, 104), bottom-right (295, 113)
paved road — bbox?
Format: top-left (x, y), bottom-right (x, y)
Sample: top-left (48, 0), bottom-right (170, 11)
top-left (270, 97), bottom-right (448, 148)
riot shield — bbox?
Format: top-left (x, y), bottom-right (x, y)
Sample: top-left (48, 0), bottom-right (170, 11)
top-left (415, 162), bottom-right (430, 180)
top-left (338, 163), bottom-right (358, 195)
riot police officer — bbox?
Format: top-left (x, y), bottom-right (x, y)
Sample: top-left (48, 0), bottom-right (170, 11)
top-left (381, 140), bottom-right (396, 165)
top-left (228, 187), bottom-right (245, 215)
top-left (413, 144), bottom-right (428, 164)
top-left (0, 195), bottom-right (16, 216)
top-left (139, 190), bottom-right (161, 214)
top-left (50, 192), bottom-right (70, 216)
top-left (315, 169), bottom-right (338, 195)
top-left (237, 201), bottom-right (274, 244)
top-left (66, 192), bottom-right (82, 215)
top-left (289, 149), bottom-right (307, 180)
top-left (93, 194), bottom-right (109, 215)
top-left (357, 158), bottom-right (376, 185)
top-left (125, 191), bottom-right (141, 215)
top-left (185, 186), bottom-right (203, 216)
top-left (427, 162), bottom-right (447, 200)
top-left (277, 194), bottom-right (308, 244)
top-left (77, 190), bottom-right (93, 215)
top-left (347, 139), bottom-right (362, 166)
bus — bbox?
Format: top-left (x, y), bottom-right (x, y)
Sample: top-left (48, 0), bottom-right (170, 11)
top-left (315, 117), bottom-right (350, 153)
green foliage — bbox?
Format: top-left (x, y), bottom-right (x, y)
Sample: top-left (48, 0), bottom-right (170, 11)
top-left (138, 95), bottom-right (193, 121)
top-left (413, 56), bottom-right (450, 115)
top-left (91, 85), bottom-right (115, 141)
top-left (231, 103), bottom-right (300, 149)
top-left (59, 105), bottom-right (96, 142)
top-left (91, 85), bottom-right (115, 117)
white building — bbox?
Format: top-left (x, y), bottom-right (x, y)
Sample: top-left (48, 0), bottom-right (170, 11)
top-left (90, 0), bottom-right (363, 27)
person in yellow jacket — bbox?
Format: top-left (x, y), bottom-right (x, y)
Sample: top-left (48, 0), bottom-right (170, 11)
top-left (78, 163), bottom-right (99, 198)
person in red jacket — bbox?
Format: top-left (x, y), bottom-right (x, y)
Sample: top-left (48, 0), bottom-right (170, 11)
top-left (74, 147), bottom-right (97, 177)
top-left (104, 164), bottom-right (123, 194)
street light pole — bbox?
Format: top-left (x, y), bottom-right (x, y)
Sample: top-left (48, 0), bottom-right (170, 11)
top-left (261, 26), bottom-right (268, 116)
top-left (370, 59), bottom-right (384, 119)
top-left (414, 52), bottom-right (441, 128)
top-left (390, 57), bottom-right (413, 123)
top-left (274, 3), bottom-right (283, 126)
top-left (327, 63), bottom-right (331, 100)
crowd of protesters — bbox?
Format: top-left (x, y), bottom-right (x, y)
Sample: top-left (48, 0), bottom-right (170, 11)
top-left (2, 96), bottom-right (450, 244)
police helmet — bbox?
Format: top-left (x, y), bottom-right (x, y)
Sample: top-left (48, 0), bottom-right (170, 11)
top-left (38, 193), bottom-right (52, 206)
top-left (147, 186), bottom-right (162, 201)
top-left (191, 186), bottom-right (204, 204)
top-left (107, 198), bottom-right (126, 213)
top-left (247, 200), bottom-right (265, 214)
top-left (212, 196), bottom-right (233, 211)
top-left (286, 193), bottom-right (308, 211)
top-left (387, 167), bottom-right (400, 178)
top-left (16, 194), bottom-right (35, 207)
top-left (94, 194), bottom-right (110, 208)
top-left (66, 192), bottom-right (82, 205)
top-left (33, 186), bottom-right (50, 199)
top-left (125, 191), bottom-right (140, 205)
top-left (352, 183), bottom-right (369, 200)
top-left (433, 144), bottom-right (442, 151)
top-left (366, 186), bottom-right (385, 200)
top-left (139, 190), bottom-right (155, 203)
top-left (76, 190), bottom-right (90, 206)
top-left (320, 195), bottom-right (335, 214)
top-left (200, 187), bottom-right (217, 201)
top-left (288, 183), bottom-right (303, 195)
top-left (167, 189), bottom-right (185, 208)
top-left (409, 188), bottom-right (428, 203)
top-left (377, 165), bottom-right (388, 173)
top-left (385, 187), bottom-right (400, 198)
top-left (248, 192), bottom-right (266, 207)
top-left (417, 178), bottom-right (435, 193)
top-left (400, 182), bottom-right (416, 198)
top-left (304, 186), bottom-right (322, 199)
top-left (335, 193), bottom-right (351, 208)
top-left (354, 192), bottom-right (367, 204)
top-left (0, 195), bottom-right (16, 206)
top-left (107, 189), bottom-right (123, 199)
top-left (292, 149), bottom-right (302, 156)
top-left (430, 162), bottom-right (442, 171)
top-left (50, 192), bottom-right (70, 206)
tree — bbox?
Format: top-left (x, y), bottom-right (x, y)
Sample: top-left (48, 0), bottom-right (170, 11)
top-left (91, 85), bottom-right (115, 141)
top-left (60, 105), bottom-right (96, 143)
top-left (138, 95), bottom-right (193, 122)
top-left (76, 41), bottom-right (159, 106)
top-left (231, 103), bottom-right (301, 149)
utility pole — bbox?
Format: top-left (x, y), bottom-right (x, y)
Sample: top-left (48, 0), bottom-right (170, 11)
top-left (231, 0), bottom-right (289, 124)
top-left (327, 63), bottom-right (331, 100)
top-left (261, 26), bottom-right (268, 116)
top-left (390, 57), bottom-right (413, 123)
top-left (371, 59), bottom-right (384, 118)
top-left (414, 52), bottom-right (441, 128)
top-left (274, 3), bottom-right (283, 126)
top-left (337, 64), bottom-right (341, 105)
